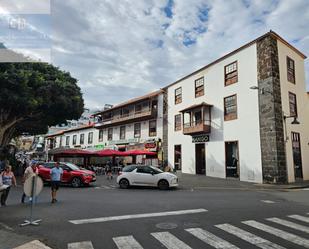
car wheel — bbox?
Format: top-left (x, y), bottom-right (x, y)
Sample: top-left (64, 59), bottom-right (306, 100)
top-left (119, 179), bottom-right (130, 189)
top-left (158, 180), bottom-right (169, 190)
top-left (71, 177), bottom-right (82, 188)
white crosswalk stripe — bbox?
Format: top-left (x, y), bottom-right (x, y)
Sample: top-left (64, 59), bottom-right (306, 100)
top-left (243, 220), bottom-right (309, 248)
top-left (67, 241), bottom-right (94, 249)
top-left (289, 214), bottom-right (309, 224)
top-left (151, 232), bottom-right (192, 249)
top-left (216, 223), bottom-right (286, 249)
top-left (113, 235), bottom-right (143, 249)
top-left (267, 217), bottom-right (309, 234)
top-left (186, 227), bottom-right (239, 249)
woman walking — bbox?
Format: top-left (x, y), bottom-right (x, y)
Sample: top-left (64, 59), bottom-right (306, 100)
top-left (1, 165), bottom-right (17, 206)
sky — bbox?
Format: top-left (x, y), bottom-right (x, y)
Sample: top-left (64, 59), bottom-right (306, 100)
top-left (1, 0), bottom-right (309, 109)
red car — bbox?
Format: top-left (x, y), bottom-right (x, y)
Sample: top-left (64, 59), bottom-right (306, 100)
top-left (38, 162), bottom-right (96, 187)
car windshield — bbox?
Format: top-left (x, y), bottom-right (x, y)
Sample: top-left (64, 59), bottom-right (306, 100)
top-left (122, 165), bottom-right (137, 172)
top-left (65, 162), bottom-right (80, 171)
top-left (149, 166), bottom-right (163, 173)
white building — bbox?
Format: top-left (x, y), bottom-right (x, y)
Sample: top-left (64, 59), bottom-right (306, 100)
top-left (165, 31), bottom-right (309, 183)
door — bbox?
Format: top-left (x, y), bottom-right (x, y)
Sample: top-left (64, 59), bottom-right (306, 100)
top-left (174, 145), bottom-right (182, 171)
top-left (225, 141), bottom-right (239, 178)
top-left (292, 132), bottom-right (303, 179)
top-left (132, 166), bottom-right (156, 186)
top-left (60, 164), bottom-right (71, 183)
top-left (195, 143), bottom-right (206, 175)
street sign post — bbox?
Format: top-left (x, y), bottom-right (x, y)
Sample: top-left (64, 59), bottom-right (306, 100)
top-left (20, 175), bottom-right (43, 227)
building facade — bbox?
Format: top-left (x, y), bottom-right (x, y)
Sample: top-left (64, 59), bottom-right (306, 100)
top-left (94, 90), bottom-right (164, 161)
top-left (165, 31), bottom-right (309, 183)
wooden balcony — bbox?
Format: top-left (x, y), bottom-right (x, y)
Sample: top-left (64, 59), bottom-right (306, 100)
top-left (183, 120), bottom-right (211, 135)
top-left (96, 109), bottom-right (157, 128)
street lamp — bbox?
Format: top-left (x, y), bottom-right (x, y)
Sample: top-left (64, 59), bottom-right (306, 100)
top-left (283, 115), bottom-right (300, 142)
top-left (249, 86), bottom-right (273, 95)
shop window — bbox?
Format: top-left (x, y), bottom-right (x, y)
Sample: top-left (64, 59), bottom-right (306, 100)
top-left (149, 120), bottom-right (157, 137)
top-left (108, 128), bottom-right (113, 141)
top-left (134, 123), bottom-right (141, 138)
top-left (225, 61), bottom-right (238, 86)
top-left (224, 94), bottom-right (237, 121)
top-left (175, 87), bottom-right (182, 104)
top-left (289, 92), bottom-right (297, 117)
top-left (195, 77), bottom-right (204, 97)
top-left (287, 56), bottom-right (295, 83)
top-left (174, 114), bottom-right (182, 131)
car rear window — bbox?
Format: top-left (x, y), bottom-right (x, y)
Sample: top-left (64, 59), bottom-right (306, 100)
top-left (122, 165), bottom-right (137, 172)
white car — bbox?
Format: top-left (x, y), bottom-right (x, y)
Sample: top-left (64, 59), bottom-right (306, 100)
top-left (117, 165), bottom-right (178, 190)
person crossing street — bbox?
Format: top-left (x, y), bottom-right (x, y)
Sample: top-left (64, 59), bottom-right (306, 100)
top-left (50, 162), bottom-right (63, 204)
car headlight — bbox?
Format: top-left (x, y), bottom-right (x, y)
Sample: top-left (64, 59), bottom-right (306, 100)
top-left (83, 174), bottom-right (91, 177)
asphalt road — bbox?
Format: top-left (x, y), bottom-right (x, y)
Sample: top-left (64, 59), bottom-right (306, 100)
top-left (1, 176), bottom-right (309, 249)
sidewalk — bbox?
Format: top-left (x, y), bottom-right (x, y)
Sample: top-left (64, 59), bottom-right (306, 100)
top-left (175, 172), bottom-right (309, 190)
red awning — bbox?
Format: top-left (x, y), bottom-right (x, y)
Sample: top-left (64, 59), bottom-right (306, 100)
top-left (94, 149), bottom-right (126, 157)
top-left (122, 150), bottom-right (157, 156)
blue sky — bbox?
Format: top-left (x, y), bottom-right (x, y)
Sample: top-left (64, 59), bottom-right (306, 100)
top-left (0, 0), bottom-right (308, 109)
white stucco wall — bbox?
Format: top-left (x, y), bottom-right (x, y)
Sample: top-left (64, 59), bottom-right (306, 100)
top-left (167, 44), bottom-right (263, 183)
top-left (277, 40), bottom-right (309, 182)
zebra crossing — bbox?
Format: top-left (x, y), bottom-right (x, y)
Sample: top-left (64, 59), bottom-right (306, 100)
top-left (67, 213), bottom-right (309, 249)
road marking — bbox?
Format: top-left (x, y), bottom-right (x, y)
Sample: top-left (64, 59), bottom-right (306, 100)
top-left (113, 235), bottom-right (143, 249)
top-left (14, 240), bottom-right (52, 249)
top-left (151, 232), bottom-right (192, 249)
top-left (0, 222), bottom-right (14, 231)
top-left (216, 223), bottom-right (285, 249)
top-left (186, 227), bottom-right (239, 249)
top-left (69, 208), bottom-right (207, 225)
top-left (243, 220), bottom-right (309, 248)
top-left (67, 241), bottom-right (94, 249)
top-left (261, 200), bottom-right (275, 204)
top-left (288, 214), bottom-right (309, 224)
top-left (267, 217), bottom-right (309, 234)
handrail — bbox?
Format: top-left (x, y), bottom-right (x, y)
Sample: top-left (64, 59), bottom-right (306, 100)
top-left (99, 108), bottom-right (155, 123)
top-left (183, 119), bottom-right (211, 128)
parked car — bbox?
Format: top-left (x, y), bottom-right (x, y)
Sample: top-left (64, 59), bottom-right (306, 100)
top-left (117, 165), bottom-right (178, 190)
top-left (38, 162), bottom-right (96, 187)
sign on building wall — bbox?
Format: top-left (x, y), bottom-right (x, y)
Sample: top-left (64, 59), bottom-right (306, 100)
top-left (192, 134), bottom-right (209, 143)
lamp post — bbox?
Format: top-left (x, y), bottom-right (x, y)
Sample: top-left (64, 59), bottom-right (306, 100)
top-left (283, 115), bottom-right (300, 142)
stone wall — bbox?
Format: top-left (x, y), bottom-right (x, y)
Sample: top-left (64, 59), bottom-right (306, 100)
top-left (257, 34), bottom-right (287, 183)
top-left (162, 90), bottom-right (169, 166)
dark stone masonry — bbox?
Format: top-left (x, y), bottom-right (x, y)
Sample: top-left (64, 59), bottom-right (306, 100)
top-left (257, 34), bottom-right (287, 183)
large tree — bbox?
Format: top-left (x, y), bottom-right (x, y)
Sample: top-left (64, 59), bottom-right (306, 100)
top-left (0, 62), bottom-right (84, 156)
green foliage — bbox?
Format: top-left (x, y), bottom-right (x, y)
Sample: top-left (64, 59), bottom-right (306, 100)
top-left (0, 62), bottom-right (84, 138)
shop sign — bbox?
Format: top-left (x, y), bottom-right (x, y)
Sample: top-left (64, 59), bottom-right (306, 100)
top-left (109, 138), bottom-right (139, 145)
top-left (94, 144), bottom-right (104, 150)
top-left (192, 134), bottom-right (209, 143)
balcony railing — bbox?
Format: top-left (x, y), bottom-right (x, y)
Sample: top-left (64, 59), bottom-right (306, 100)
top-left (97, 108), bottom-right (157, 126)
top-left (183, 120), bottom-right (211, 135)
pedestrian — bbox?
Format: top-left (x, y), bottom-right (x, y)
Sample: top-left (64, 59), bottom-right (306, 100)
top-left (50, 162), bottom-right (63, 204)
top-left (0, 165), bottom-right (17, 206)
top-left (21, 160), bottom-right (39, 203)
top-left (106, 160), bottom-right (113, 180)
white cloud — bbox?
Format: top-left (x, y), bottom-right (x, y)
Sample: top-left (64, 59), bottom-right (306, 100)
top-left (3, 0), bottom-right (307, 108)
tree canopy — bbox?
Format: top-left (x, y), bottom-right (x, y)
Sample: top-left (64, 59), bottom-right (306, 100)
top-left (0, 62), bottom-right (84, 151)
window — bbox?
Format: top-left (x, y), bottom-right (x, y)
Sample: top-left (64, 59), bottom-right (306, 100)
top-left (80, 134), bottom-right (84, 145)
top-left (134, 123), bottom-right (141, 138)
top-left (224, 94), bottom-right (237, 121)
top-left (120, 126), bottom-right (126, 140)
top-left (287, 57), bottom-right (295, 83)
top-left (174, 114), bottom-right (182, 131)
top-left (195, 77), bottom-right (204, 97)
top-left (289, 92), bottom-right (297, 117)
top-left (66, 136), bottom-right (70, 146)
top-left (108, 128), bottom-right (113, 141)
top-left (149, 120), bottom-right (157, 137)
top-left (59, 136), bottom-right (62, 147)
top-left (225, 61), bottom-right (238, 86)
top-left (88, 132), bottom-right (93, 144)
top-left (175, 87), bottom-right (182, 104)
top-left (99, 129), bottom-right (103, 142)
top-left (73, 135), bottom-right (77, 145)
